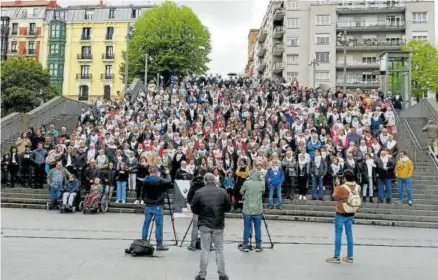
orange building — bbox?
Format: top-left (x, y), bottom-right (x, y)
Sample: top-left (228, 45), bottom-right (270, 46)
top-left (245, 28), bottom-right (258, 77)
top-left (1, 0), bottom-right (59, 62)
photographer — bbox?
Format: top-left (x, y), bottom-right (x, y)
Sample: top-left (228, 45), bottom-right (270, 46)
top-left (141, 166), bottom-right (173, 251)
top-left (186, 169), bottom-right (206, 251)
top-left (240, 170), bottom-right (265, 252)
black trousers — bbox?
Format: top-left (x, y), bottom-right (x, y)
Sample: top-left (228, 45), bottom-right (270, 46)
top-left (297, 176), bottom-right (308, 195)
top-left (234, 177), bottom-right (245, 209)
top-left (284, 176), bottom-right (297, 198)
top-left (20, 165), bottom-right (33, 187)
top-left (34, 164), bottom-right (46, 188)
top-left (9, 164), bottom-right (19, 187)
top-left (136, 181), bottom-right (146, 201)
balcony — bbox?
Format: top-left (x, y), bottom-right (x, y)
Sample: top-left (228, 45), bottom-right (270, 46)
top-left (336, 39), bottom-right (404, 51)
top-left (77, 53), bottom-right (93, 60)
top-left (23, 48), bottom-right (36, 56)
top-left (337, 2), bottom-right (405, 15)
top-left (256, 46), bottom-right (266, 57)
top-left (257, 62), bottom-right (266, 72)
top-left (81, 34), bottom-right (91, 40)
top-left (272, 62), bottom-right (284, 73)
top-left (272, 44), bottom-right (284, 56)
top-left (76, 74), bottom-right (92, 80)
top-left (336, 79), bottom-right (380, 89)
top-left (258, 30), bottom-right (267, 43)
top-left (336, 21), bottom-right (405, 32)
top-left (100, 74), bottom-right (114, 80)
top-left (273, 26), bottom-right (284, 39)
top-left (336, 61), bottom-right (379, 69)
top-left (102, 53), bottom-right (115, 60)
top-left (273, 8), bottom-right (285, 21)
top-left (25, 30), bottom-right (37, 37)
top-left (10, 31), bottom-right (18, 36)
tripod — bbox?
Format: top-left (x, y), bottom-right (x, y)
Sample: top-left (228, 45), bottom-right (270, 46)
top-left (238, 214), bottom-right (274, 250)
top-left (179, 218), bottom-right (193, 247)
top-left (146, 191), bottom-right (179, 246)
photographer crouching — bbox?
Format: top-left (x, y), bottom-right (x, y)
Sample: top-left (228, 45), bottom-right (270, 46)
top-left (240, 169), bottom-right (265, 252)
top-left (141, 166), bottom-right (173, 251)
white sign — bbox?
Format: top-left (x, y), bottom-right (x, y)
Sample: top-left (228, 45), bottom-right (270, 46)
top-left (175, 180), bottom-right (191, 199)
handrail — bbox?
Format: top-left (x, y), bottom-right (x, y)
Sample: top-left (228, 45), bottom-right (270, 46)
top-left (388, 100), bottom-right (401, 126)
top-left (427, 146), bottom-right (438, 171)
top-left (422, 99), bottom-right (438, 122)
top-left (403, 119), bottom-right (422, 151)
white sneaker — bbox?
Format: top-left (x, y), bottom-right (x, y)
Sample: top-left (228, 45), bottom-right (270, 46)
top-left (303, 196), bottom-right (307, 200)
top-left (141, 200), bottom-right (144, 204)
top-left (122, 200), bottom-right (126, 204)
top-left (115, 200), bottom-right (119, 204)
top-left (299, 195), bottom-right (303, 200)
top-left (134, 200), bottom-right (139, 204)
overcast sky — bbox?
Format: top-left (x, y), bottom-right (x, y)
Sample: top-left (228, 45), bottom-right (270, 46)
top-left (53, 0), bottom-right (437, 76)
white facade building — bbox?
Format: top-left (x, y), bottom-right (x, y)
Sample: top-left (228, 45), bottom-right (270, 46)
top-left (253, 0), bottom-right (435, 90)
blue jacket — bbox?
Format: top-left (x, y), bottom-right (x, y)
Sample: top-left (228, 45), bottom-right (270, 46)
top-left (371, 117), bottom-right (382, 130)
top-left (66, 178), bottom-right (79, 193)
top-left (265, 167), bottom-right (284, 186)
top-left (307, 140), bottom-right (321, 158)
top-left (223, 177), bottom-right (235, 190)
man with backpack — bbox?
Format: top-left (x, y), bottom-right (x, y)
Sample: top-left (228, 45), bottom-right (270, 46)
top-left (326, 169), bottom-right (361, 264)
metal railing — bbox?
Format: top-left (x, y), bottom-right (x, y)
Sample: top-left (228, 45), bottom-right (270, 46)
top-left (102, 53), bottom-right (115, 60)
top-left (422, 99), bottom-right (438, 123)
top-left (336, 61), bottom-right (378, 67)
top-left (337, 38), bottom-right (405, 47)
top-left (403, 119), bottom-right (422, 151)
top-left (274, 26), bottom-right (284, 33)
top-left (77, 54), bottom-right (93, 60)
top-left (337, 2), bottom-right (405, 10)
top-left (337, 21), bottom-right (406, 29)
top-left (335, 79), bottom-right (379, 85)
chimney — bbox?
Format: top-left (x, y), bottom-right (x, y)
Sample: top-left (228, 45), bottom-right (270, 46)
top-left (99, 0), bottom-right (104, 6)
top-left (48, 0), bottom-right (57, 8)
top-left (15, 0), bottom-right (22, 5)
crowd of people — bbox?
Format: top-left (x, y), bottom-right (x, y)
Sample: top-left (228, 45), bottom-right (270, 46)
top-left (1, 74), bottom-right (416, 210)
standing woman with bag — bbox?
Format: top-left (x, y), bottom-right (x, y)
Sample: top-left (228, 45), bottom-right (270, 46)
top-left (297, 153), bottom-right (310, 200)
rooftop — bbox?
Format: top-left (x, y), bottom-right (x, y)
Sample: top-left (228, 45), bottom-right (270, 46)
top-left (0, 0), bottom-right (58, 8)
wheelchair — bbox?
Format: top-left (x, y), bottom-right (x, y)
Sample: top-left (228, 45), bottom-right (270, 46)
top-left (83, 192), bottom-right (109, 214)
top-left (60, 190), bottom-right (84, 213)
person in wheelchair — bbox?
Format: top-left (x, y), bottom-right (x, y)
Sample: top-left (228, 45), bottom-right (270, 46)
top-left (61, 175), bottom-right (80, 211)
top-left (83, 177), bottom-right (104, 212)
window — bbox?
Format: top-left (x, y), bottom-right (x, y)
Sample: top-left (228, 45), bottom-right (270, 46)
top-left (49, 44), bottom-right (59, 55)
top-left (105, 46), bottom-right (114, 58)
top-left (29, 23), bottom-right (36, 35)
top-left (362, 57), bottom-right (377, 64)
top-left (28, 41), bottom-right (35, 50)
top-left (315, 71), bottom-right (330, 81)
top-left (106, 26), bottom-right (114, 40)
top-left (81, 46), bottom-right (91, 58)
top-left (109, 9), bottom-right (115, 19)
top-left (49, 63), bottom-right (58, 77)
top-left (79, 85), bottom-right (89, 101)
top-left (54, 11), bottom-right (66, 20)
top-left (21, 9), bottom-right (28, 18)
top-left (10, 41), bottom-right (17, 52)
top-left (313, 0), bottom-right (329, 4)
top-left (105, 65), bottom-right (112, 76)
top-left (51, 24), bottom-right (60, 38)
top-left (286, 54), bottom-right (299, 65)
top-left (81, 65), bottom-right (90, 75)
top-left (386, 16), bottom-right (402, 26)
top-left (286, 72), bottom-right (298, 80)
top-left (412, 31), bottom-right (428, 41)
top-left (131, 9), bottom-right (140, 19)
top-left (32, 8), bottom-right (39, 17)
top-left (315, 52), bottom-right (329, 63)
top-left (362, 73), bottom-right (377, 82)
top-left (286, 18), bottom-right (300, 28)
top-left (386, 37), bottom-right (401, 45)
top-left (104, 85), bottom-right (111, 100)
top-left (316, 34), bottom-right (330, 45)
top-left (286, 1), bottom-right (299, 10)
top-left (286, 37), bottom-right (299, 47)
top-left (11, 23), bottom-right (18, 35)
top-left (412, 12), bottom-right (427, 23)
top-left (81, 27), bottom-right (91, 40)
top-left (315, 15), bottom-right (330, 26)
top-left (85, 10), bottom-right (94, 20)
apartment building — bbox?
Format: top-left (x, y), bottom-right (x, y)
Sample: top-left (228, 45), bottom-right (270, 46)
top-left (43, 4), bottom-right (151, 100)
top-left (245, 29), bottom-right (259, 77)
top-left (253, 0), bottom-right (435, 90)
top-left (0, 0), bottom-right (58, 63)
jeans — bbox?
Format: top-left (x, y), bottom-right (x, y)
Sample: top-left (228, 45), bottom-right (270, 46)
top-left (312, 176), bottom-right (324, 198)
top-left (362, 178), bottom-right (373, 197)
top-left (141, 206), bottom-right (164, 246)
top-left (128, 173), bottom-right (136, 191)
top-left (268, 184), bottom-right (282, 208)
top-left (334, 214), bottom-right (354, 258)
top-left (190, 214), bottom-right (199, 247)
top-left (397, 178), bottom-right (412, 201)
top-left (116, 181), bottom-right (127, 201)
top-left (198, 226), bottom-right (226, 278)
top-left (377, 178), bottom-right (392, 199)
top-left (49, 187), bottom-right (61, 206)
top-left (243, 214), bottom-right (262, 247)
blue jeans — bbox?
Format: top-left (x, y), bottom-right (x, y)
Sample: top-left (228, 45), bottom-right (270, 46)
top-left (334, 214), bottom-right (354, 258)
top-left (377, 178), bottom-right (392, 199)
top-left (397, 178), bottom-right (412, 201)
top-left (243, 214), bottom-right (262, 247)
top-left (268, 184), bottom-right (282, 208)
top-left (116, 181), bottom-right (126, 201)
top-left (312, 176), bottom-right (324, 198)
top-left (142, 206), bottom-right (164, 246)
top-left (49, 187), bottom-right (61, 205)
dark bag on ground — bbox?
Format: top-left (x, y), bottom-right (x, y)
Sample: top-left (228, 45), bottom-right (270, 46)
top-left (125, 239), bottom-right (155, 257)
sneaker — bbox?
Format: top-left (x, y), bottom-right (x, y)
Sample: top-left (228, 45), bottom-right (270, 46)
top-left (141, 200), bottom-right (144, 204)
top-left (303, 196), bottom-right (307, 200)
top-left (156, 246), bottom-right (169, 251)
top-left (219, 275), bottom-right (229, 280)
top-left (312, 197), bottom-right (317, 200)
top-left (408, 200), bottom-right (413, 206)
top-left (255, 245), bottom-right (263, 252)
top-left (210, 246), bottom-right (215, 251)
top-left (319, 197), bottom-right (324, 201)
top-left (122, 200), bottom-right (126, 204)
top-left (298, 195), bottom-right (303, 200)
top-left (134, 200), bottom-right (139, 204)
top-left (342, 256), bottom-right (354, 263)
top-left (369, 197), bottom-right (374, 203)
top-left (241, 246), bottom-right (250, 253)
top-left (194, 275), bottom-right (205, 280)
top-left (377, 198), bottom-right (383, 203)
top-left (362, 196), bottom-right (366, 203)
top-left (386, 198), bottom-right (391, 204)
top-left (187, 245), bottom-right (196, 251)
top-left (326, 256), bottom-right (341, 264)
top-left (278, 206), bottom-right (282, 210)
top-left (269, 206), bottom-right (273, 209)
top-left (395, 200), bottom-right (402, 205)
top-left (115, 200), bottom-right (119, 204)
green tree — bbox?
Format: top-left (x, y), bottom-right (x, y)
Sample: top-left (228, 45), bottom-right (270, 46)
top-left (401, 40), bottom-right (438, 96)
top-left (121, 1), bottom-right (211, 86)
top-left (1, 57), bottom-right (56, 117)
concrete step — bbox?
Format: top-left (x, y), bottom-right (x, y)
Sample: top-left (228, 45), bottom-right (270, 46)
top-left (1, 203), bottom-right (46, 210)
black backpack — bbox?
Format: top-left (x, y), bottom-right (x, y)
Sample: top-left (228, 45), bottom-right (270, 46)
top-left (125, 239), bottom-right (155, 257)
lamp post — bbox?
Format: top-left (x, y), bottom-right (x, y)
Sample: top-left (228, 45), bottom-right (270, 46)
top-left (309, 58), bottom-right (319, 90)
top-left (144, 54), bottom-right (153, 92)
top-left (124, 24), bottom-right (135, 93)
top-left (337, 31), bottom-right (347, 93)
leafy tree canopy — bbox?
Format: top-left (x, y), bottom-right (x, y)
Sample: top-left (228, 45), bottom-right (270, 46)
top-left (121, 0), bottom-right (211, 85)
top-left (401, 40), bottom-right (438, 96)
top-left (1, 57), bottom-right (56, 117)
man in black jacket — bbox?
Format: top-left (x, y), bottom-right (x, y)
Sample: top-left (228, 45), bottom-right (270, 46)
top-left (186, 173), bottom-right (205, 251)
top-left (141, 166), bottom-right (173, 251)
top-left (191, 173), bottom-right (231, 280)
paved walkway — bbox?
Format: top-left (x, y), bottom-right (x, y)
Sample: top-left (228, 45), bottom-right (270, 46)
top-left (2, 209), bottom-right (438, 280)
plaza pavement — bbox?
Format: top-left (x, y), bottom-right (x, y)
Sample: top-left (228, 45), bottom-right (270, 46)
top-left (1, 208), bottom-right (438, 280)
